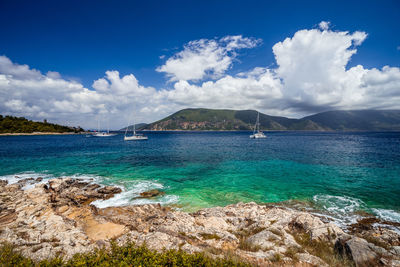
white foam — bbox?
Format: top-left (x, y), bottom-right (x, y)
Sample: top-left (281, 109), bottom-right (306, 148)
top-left (0, 171), bottom-right (54, 189)
top-left (311, 194), bottom-right (367, 227)
top-left (91, 180), bottom-right (178, 208)
top-left (1, 172), bottom-right (178, 208)
top-left (372, 208), bottom-right (400, 223)
top-left (313, 194), bottom-right (366, 214)
top-left (312, 194), bottom-right (400, 232)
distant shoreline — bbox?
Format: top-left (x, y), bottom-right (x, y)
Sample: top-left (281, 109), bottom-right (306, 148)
top-left (0, 132), bottom-right (86, 136)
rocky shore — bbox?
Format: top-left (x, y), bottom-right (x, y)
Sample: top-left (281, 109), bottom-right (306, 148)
top-left (1, 178), bottom-right (399, 266)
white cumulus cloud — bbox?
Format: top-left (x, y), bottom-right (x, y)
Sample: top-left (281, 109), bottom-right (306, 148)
top-left (1, 22), bottom-right (400, 129)
top-left (156, 35), bottom-right (260, 82)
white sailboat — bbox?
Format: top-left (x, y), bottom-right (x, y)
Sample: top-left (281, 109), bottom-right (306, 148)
top-left (250, 112), bottom-right (266, 139)
top-left (124, 122), bottom-right (148, 141)
top-left (93, 120), bottom-right (116, 137)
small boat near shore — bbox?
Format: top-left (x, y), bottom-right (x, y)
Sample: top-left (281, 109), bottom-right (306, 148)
top-left (250, 112), bottom-right (266, 139)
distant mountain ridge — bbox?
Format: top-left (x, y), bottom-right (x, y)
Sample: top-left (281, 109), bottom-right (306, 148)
top-left (119, 123), bottom-right (147, 131)
top-left (140, 108), bottom-right (400, 131)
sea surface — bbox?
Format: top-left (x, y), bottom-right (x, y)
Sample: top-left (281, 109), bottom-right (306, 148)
top-left (1, 131), bottom-right (400, 226)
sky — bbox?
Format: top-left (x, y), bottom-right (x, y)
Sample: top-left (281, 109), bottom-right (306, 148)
top-left (0, 0), bottom-right (399, 129)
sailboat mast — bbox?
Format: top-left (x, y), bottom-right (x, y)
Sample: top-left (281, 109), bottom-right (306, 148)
top-left (257, 112), bottom-right (260, 133)
top-left (107, 118), bottom-right (110, 134)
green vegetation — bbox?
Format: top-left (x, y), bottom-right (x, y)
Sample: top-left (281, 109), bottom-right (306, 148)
top-left (0, 115), bottom-right (83, 133)
top-left (293, 232), bottom-right (354, 267)
top-left (0, 242), bottom-right (250, 267)
top-left (142, 108), bottom-right (400, 131)
top-left (199, 233), bottom-right (221, 240)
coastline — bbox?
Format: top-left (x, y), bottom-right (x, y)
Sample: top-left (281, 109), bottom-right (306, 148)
top-left (1, 177), bottom-right (399, 266)
top-left (0, 132), bottom-right (87, 136)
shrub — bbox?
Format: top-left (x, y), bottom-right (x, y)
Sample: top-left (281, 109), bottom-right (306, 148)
top-left (0, 242), bottom-right (251, 267)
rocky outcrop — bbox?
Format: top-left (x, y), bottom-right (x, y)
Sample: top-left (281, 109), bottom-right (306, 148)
top-left (138, 189), bottom-right (165, 198)
top-left (1, 178), bottom-right (399, 267)
top-left (335, 236), bottom-right (380, 267)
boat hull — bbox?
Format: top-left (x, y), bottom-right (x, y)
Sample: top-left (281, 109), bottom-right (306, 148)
top-left (124, 135), bottom-right (148, 141)
top-left (93, 133), bottom-right (117, 137)
top-left (250, 132), bottom-right (267, 139)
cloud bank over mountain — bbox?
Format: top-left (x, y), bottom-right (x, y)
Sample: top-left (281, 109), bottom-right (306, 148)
top-left (1, 22), bottom-right (399, 128)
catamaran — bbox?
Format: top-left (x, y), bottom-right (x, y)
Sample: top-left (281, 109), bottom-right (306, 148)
top-left (250, 112), bottom-right (266, 139)
top-left (124, 123), bottom-right (148, 141)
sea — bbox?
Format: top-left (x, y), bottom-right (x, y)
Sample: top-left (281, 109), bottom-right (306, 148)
top-left (1, 131), bottom-right (399, 228)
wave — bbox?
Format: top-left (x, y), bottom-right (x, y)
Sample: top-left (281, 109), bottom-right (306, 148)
top-left (0, 171), bottom-right (53, 190)
top-left (312, 194), bottom-right (367, 214)
top-left (1, 172), bottom-right (398, 224)
top-left (0, 171), bottom-right (179, 208)
top-left (312, 194), bottom-right (400, 228)
top-left (91, 180), bottom-right (179, 208)
top-left (372, 208), bottom-right (400, 223)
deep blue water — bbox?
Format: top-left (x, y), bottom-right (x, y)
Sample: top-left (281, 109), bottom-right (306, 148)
top-left (1, 131), bottom-right (399, 222)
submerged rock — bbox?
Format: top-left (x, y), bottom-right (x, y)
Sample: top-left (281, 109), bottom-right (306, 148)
top-left (138, 189), bottom-right (165, 198)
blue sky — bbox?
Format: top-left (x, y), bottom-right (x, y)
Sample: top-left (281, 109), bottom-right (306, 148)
top-left (1, 0), bottom-right (399, 88)
top-left (0, 0), bottom-right (400, 128)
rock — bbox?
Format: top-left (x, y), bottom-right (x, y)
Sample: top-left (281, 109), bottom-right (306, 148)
top-left (57, 205), bottom-right (69, 213)
top-left (1, 177), bottom-right (399, 266)
top-left (297, 253), bottom-right (328, 267)
top-left (335, 237), bottom-right (379, 267)
top-left (391, 246), bottom-right (400, 256)
top-left (290, 213), bottom-right (344, 242)
top-left (0, 179), bottom-right (8, 186)
top-left (390, 260), bottom-right (400, 267)
top-left (138, 189), bottom-right (165, 198)
top-left (246, 229), bottom-right (282, 251)
top-left (98, 186), bottom-right (122, 195)
top-left (196, 216), bottom-right (229, 230)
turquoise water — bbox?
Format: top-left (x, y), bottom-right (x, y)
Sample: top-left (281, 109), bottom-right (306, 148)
top-left (1, 131), bottom-right (399, 223)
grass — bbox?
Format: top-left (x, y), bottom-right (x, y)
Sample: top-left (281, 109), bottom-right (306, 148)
top-left (231, 226), bottom-right (268, 252)
top-left (362, 235), bottom-right (391, 250)
top-left (0, 242), bottom-right (251, 267)
top-left (269, 253), bottom-right (282, 263)
top-left (232, 226), bottom-right (265, 240)
top-left (283, 246), bottom-right (303, 262)
top-left (237, 239), bottom-right (261, 252)
top-left (269, 228), bottom-right (283, 237)
top-left (293, 232), bottom-right (354, 267)
top-left (199, 233), bottom-right (221, 240)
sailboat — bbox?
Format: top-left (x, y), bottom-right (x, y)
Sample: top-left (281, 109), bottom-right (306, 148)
top-left (250, 112), bottom-right (266, 139)
top-left (124, 123), bottom-right (148, 141)
top-left (93, 120), bottom-right (116, 137)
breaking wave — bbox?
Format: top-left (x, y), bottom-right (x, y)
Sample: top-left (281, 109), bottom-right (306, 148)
top-left (0, 171), bottom-right (179, 208)
top-left (312, 194), bottom-right (400, 227)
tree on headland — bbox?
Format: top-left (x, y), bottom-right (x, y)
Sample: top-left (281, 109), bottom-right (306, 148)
top-left (0, 115), bottom-right (84, 133)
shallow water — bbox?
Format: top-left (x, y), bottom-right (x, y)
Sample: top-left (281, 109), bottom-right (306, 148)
top-left (1, 131), bottom-right (399, 223)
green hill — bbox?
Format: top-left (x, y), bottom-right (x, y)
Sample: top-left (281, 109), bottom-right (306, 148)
top-left (303, 110), bottom-right (400, 131)
top-left (119, 123), bottom-right (148, 131)
top-left (141, 108), bottom-right (400, 131)
top-left (0, 115), bottom-right (84, 133)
